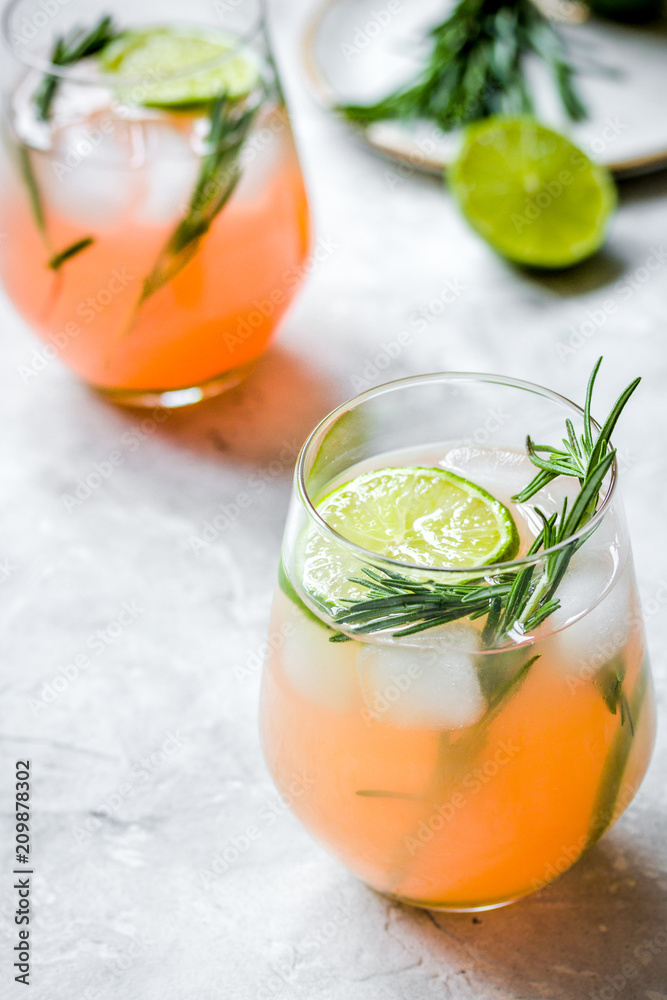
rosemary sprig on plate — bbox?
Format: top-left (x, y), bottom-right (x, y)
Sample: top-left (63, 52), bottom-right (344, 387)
top-left (339, 0), bottom-right (586, 132)
top-left (331, 359), bottom-right (638, 646)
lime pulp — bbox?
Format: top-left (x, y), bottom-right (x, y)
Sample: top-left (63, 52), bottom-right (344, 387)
top-left (98, 26), bottom-right (261, 107)
top-left (299, 466), bottom-right (519, 612)
top-left (449, 117), bottom-right (617, 269)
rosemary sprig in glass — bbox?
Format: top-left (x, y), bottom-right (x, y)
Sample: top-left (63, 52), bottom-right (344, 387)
top-left (16, 145), bottom-right (97, 273)
top-left (331, 359), bottom-right (639, 648)
top-left (135, 95), bottom-right (258, 308)
top-left (339, 0), bottom-right (586, 132)
top-left (33, 14), bottom-right (118, 121)
top-left (21, 15), bottom-right (118, 273)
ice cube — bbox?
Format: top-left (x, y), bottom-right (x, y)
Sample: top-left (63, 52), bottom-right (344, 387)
top-left (440, 443), bottom-right (580, 545)
top-left (35, 117), bottom-right (143, 228)
top-left (137, 122), bottom-right (200, 225)
top-left (442, 444), bottom-right (579, 510)
top-left (549, 552), bottom-right (633, 676)
top-left (357, 625), bottom-right (486, 730)
top-left (233, 109), bottom-right (287, 204)
top-left (281, 603), bottom-right (358, 711)
top-left (440, 445), bottom-right (532, 507)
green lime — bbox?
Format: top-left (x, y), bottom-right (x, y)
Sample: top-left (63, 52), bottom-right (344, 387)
top-left (449, 117), bottom-right (617, 269)
top-left (99, 26), bottom-right (260, 107)
top-left (300, 466), bottom-right (519, 612)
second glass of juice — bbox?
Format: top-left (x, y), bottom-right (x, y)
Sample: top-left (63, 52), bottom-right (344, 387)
top-left (261, 373), bottom-right (655, 911)
top-left (0, 0), bottom-right (310, 406)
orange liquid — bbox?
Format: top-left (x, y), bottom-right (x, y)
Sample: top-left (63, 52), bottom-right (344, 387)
top-left (0, 106), bottom-right (310, 391)
top-left (261, 585), bottom-right (656, 910)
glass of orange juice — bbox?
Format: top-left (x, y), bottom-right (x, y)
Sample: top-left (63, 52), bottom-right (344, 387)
top-left (0, 0), bottom-right (310, 406)
top-left (260, 367), bottom-right (655, 911)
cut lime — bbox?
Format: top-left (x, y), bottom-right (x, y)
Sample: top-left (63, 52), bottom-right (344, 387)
top-left (99, 26), bottom-right (260, 107)
top-left (317, 467), bottom-right (519, 567)
top-left (299, 466), bottom-right (519, 612)
top-left (449, 117), bottom-right (617, 269)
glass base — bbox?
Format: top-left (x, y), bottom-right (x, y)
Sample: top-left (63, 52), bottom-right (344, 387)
top-left (92, 362), bottom-right (254, 409)
top-left (381, 889), bottom-right (521, 912)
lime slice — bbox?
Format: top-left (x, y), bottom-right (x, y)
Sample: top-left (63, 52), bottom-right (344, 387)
top-left (449, 117), bottom-right (617, 269)
top-left (99, 26), bottom-right (260, 107)
top-left (300, 466), bottom-right (519, 612)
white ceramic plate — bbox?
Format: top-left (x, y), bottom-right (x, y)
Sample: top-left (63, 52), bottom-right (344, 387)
top-left (303, 0), bottom-right (667, 177)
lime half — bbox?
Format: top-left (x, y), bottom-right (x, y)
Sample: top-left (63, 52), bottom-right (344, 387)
top-left (99, 27), bottom-right (260, 107)
top-left (449, 117), bottom-right (617, 269)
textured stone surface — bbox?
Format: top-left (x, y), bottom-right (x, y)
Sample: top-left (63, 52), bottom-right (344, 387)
top-left (1, 2), bottom-right (667, 997)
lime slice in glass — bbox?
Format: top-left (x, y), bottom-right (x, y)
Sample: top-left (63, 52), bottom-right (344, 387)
top-left (99, 27), bottom-right (261, 107)
top-left (299, 466), bottom-right (519, 613)
top-left (449, 117), bottom-right (617, 269)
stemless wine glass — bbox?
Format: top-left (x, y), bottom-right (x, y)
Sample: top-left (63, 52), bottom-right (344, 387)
top-left (0, 0), bottom-right (310, 407)
top-left (260, 373), bottom-right (656, 911)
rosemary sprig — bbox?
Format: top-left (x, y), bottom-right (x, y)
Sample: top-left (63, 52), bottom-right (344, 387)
top-left (18, 16), bottom-right (116, 278)
top-left (331, 566), bottom-right (514, 640)
top-left (331, 359), bottom-right (638, 646)
top-left (48, 236), bottom-right (95, 271)
top-left (135, 96), bottom-right (257, 308)
top-left (17, 144), bottom-right (95, 273)
top-left (338, 0), bottom-right (586, 132)
top-left (586, 656), bottom-right (648, 847)
top-left (17, 146), bottom-right (46, 235)
top-left (513, 356), bottom-right (641, 502)
top-left (33, 14), bottom-right (117, 121)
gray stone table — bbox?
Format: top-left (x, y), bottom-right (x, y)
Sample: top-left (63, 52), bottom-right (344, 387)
top-left (1, 1), bottom-right (667, 998)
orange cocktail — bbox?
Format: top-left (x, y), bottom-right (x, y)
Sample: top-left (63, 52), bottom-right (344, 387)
top-left (260, 371), bottom-right (655, 910)
top-left (0, 0), bottom-right (310, 406)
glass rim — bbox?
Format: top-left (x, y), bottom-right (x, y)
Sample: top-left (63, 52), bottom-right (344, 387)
top-left (295, 371), bottom-right (618, 576)
top-left (1, 0), bottom-right (267, 87)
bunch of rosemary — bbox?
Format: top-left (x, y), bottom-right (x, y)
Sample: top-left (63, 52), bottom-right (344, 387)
top-left (339, 0), bottom-right (586, 131)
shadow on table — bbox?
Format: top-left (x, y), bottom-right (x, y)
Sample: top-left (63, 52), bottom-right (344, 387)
top-left (618, 166), bottom-right (667, 206)
top-left (414, 826), bottom-right (667, 1000)
top-left (522, 248), bottom-right (626, 298)
top-left (95, 345), bottom-right (338, 468)
top-left (515, 167), bottom-right (667, 300)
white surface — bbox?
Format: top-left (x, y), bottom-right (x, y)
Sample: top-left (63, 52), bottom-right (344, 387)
top-left (1, 0), bottom-right (667, 997)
